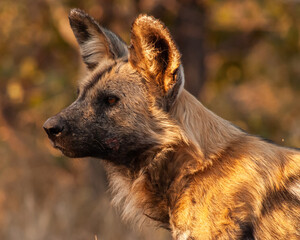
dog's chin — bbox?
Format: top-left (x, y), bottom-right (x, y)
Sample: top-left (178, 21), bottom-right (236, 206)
top-left (51, 142), bottom-right (88, 158)
top-left (49, 139), bottom-right (114, 160)
top-left (57, 147), bottom-right (80, 158)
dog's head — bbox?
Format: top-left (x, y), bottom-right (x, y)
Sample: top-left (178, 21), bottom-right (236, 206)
top-left (43, 9), bottom-right (185, 164)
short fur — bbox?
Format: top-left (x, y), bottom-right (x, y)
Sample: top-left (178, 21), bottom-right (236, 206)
top-left (44, 9), bottom-right (300, 240)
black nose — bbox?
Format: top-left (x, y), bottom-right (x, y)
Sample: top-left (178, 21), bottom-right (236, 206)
top-left (43, 116), bottom-right (65, 138)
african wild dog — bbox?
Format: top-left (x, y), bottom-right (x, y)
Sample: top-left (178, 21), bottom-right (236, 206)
top-left (43, 8), bottom-right (300, 240)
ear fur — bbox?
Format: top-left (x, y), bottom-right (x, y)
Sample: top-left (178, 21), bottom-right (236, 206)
top-left (129, 15), bottom-right (183, 99)
top-left (69, 9), bottom-right (128, 70)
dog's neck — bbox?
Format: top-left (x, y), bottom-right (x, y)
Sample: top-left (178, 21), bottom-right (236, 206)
top-left (103, 89), bottom-right (244, 228)
top-left (103, 140), bottom-right (205, 228)
top-left (170, 89), bottom-right (243, 161)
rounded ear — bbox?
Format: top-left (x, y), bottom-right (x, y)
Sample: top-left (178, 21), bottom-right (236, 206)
top-left (129, 14), bottom-right (184, 101)
top-left (69, 9), bottom-right (128, 71)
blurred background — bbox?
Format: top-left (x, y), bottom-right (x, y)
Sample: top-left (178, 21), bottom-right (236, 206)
top-left (0, 0), bottom-right (299, 239)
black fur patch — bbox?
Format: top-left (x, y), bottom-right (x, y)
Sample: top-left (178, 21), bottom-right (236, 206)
top-left (260, 187), bottom-right (300, 217)
top-left (69, 16), bottom-right (91, 44)
top-left (239, 223), bottom-right (255, 240)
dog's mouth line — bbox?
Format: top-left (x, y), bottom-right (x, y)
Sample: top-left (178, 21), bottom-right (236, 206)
top-left (53, 143), bottom-right (74, 156)
top-left (48, 139), bottom-right (66, 151)
top-left (49, 139), bottom-right (82, 157)
top-left (54, 144), bottom-right (65, 151)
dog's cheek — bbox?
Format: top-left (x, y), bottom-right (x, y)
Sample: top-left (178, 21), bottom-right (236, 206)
top-left (105, 137), bottom-right (120, 151)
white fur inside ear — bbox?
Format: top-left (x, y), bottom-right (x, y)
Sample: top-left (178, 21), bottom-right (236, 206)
top-left (80, 36), bottom-right (108, 66)
top-left (176, 65), bottom-right (185, 98)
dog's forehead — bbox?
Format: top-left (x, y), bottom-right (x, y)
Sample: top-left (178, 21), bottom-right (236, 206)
top-left (102, 61), bottom-right (139, 84)
top-left (78, 58), bottom-right (115, 91)
top-left (79, 59), bottom-right (145, 98)
top-left (99, 61), bottom-right (145, 93)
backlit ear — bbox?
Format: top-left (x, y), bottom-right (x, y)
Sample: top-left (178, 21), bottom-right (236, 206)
top-left (69, 9), bottom-right (128, 70)
top-left (129, 15), bottom-right (183, 100)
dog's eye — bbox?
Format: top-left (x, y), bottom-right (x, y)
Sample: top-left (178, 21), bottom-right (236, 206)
top-left (105, 96), bottom-right (119, 106)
